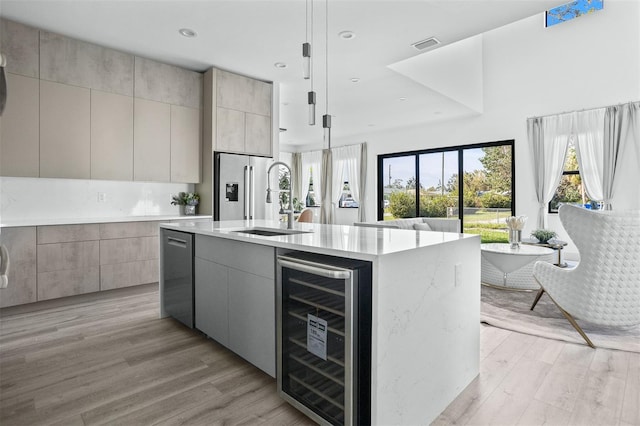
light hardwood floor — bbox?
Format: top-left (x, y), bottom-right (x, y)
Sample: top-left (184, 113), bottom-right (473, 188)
top-left (1, 284), bottom-right (638, 426)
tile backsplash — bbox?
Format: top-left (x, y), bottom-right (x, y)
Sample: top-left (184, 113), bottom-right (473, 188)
top-left (0, 177), bottom-right (193, 222)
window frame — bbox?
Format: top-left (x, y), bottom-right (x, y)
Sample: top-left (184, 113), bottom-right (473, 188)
top-left (377, 139), bottom-right (516, 226)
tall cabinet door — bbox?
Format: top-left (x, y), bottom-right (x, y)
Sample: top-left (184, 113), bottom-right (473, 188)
top-left (40, 80), bottom-right (91, 179)
top-left (91, 90), bottom-right (134, 180)
top-left (171, 105), bottom-right (201, 183)
top-left (0, 73), bottom-right (40, 177)
top-left (134, 98), bottom-right (170, 182)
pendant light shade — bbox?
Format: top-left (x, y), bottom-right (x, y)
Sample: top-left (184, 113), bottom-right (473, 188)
top-left (308, 91), bottom-right (316, 125)
top-left (302, 42), bottom-right (311, 80)
top-left (322, 114), bottom-right (331, 147)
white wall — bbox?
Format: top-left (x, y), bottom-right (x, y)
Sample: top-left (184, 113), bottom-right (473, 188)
top-left (0, 176), bottom-right (192, 223)
top-left (328, 1), bottom-right (640, 256)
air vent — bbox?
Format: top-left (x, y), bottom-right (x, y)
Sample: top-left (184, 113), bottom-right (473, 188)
top-left (411, 37), bottom-right (440, 51)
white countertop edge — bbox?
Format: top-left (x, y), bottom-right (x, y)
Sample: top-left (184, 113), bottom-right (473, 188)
top-left (159, 219), bottom-right (479, 260)
top-left (0, 215), bottom-right (213, 228)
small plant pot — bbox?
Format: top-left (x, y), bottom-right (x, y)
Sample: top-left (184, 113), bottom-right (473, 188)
top-left (184, 205), bottom-right (196, 215)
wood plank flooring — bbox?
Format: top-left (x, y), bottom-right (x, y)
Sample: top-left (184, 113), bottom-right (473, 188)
top-left (1, 284), bottom-right (638, 425)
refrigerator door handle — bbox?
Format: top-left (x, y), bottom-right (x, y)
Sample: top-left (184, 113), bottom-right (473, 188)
top-left (244, 166), bottom-right (250, 219)
top-left (249, 166), bottom-right (255, 219)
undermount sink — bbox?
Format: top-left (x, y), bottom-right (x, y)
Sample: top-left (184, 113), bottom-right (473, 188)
top-left (232, 227), bottom-right (312, 237)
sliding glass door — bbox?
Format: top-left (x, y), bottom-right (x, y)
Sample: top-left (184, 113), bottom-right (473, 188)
top-left (378, 140), bottom-right (515, 242)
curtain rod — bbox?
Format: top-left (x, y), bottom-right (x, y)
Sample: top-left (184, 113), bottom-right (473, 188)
top-left (527, 100), bottom-right (639, 120)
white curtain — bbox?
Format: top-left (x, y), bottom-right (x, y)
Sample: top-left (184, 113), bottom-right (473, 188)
top-left (291, 152), bottom-right (302, 203)
top-left (320, 149), bottom-right (332, 224)
top-left (330, 143), bottom-right (366, 222)
top-left (602, 102), bottom-right (639, 210)
top-left (359, 143), bottom-right (367, 222)
top-left (528, 113), bottom-right (573, 229)
top-left (301, 150), bottom-right (322, 207)
top-left (574, 109), bottom-right (605, 202)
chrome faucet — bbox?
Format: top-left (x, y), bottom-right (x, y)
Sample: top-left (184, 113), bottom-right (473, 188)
top-left (266, 161), bottom-right (294, 229)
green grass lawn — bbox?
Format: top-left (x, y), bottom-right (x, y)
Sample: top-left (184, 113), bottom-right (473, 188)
top-left (463, 227), bottom-right (509, 243)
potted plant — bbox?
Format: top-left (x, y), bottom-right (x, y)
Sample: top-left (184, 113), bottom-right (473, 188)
top-left (171, 192), bottom-right (200, 215)
top-left (531, 228), bottom-right (557, 244)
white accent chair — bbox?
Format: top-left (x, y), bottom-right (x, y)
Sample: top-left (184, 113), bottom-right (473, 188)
top-left (531, 204), bottom-right (640, 348)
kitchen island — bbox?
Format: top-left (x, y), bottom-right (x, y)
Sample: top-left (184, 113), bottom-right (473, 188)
top-left (158, 219), bottom-right (480, 425)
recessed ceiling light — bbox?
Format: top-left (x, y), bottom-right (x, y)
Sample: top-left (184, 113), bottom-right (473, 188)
top-left (350, 77), bottom-right (360, 83)
top-left (338, 31), bottom-right (356, 40)
top-left (434, 111), bottom-right (443, 115)
top-left (368, 124), bottom-right (376, 127)
top-left (411, 37), bottom-right (440, 51)
top-left (274, 62), bottom-right (288, 69)
top-left (399, 97), bottom-right (407, 101)
top-left (179, 28), bottom-right (197, 38)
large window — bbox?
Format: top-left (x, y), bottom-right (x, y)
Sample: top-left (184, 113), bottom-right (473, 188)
top-left (548, 141), bottom-right (598, 213)
top-left (378, 140), bottom-right (515, 242)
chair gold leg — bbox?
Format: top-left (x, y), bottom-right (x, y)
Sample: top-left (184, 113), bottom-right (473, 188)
top-left (545, 294), bottom-right (596, 348)
top-left (530, 288), bottom-right (545, 311)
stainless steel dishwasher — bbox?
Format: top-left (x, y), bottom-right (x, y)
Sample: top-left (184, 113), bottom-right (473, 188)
top-left (161, 229), bottom-right (194, 328)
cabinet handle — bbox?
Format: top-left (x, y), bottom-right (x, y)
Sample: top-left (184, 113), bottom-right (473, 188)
top-left (278, 257), bottom-right (351, 280)
top-left (167, 237), bottom-right (187, 248)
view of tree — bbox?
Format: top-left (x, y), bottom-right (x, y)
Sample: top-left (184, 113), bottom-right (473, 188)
top-left (479, 145), bottom-right (512, 194)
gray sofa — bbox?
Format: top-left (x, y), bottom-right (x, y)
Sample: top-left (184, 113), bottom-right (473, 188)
top-left (353, 217), bottom-right (461, 233)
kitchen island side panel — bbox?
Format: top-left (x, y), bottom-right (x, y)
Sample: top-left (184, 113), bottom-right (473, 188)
top-left (370, 236), bottom-right (480, 426)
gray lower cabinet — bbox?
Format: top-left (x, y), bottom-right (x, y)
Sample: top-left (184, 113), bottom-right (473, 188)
top-left (194, 235), bottom-right (276, 377)
top-left (194, 257), bottom-right (229, 346)
top-left (0, 227), bottom-right (37, 308)
top-left (228, 268), bottom-right (275, 376)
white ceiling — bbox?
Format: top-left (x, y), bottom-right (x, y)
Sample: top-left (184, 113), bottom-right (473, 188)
top-left (1, 0), bottom-right (564, 148)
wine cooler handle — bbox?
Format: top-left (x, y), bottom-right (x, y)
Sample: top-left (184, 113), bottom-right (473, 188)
top-left (277, 257), bottom-right (351, 279)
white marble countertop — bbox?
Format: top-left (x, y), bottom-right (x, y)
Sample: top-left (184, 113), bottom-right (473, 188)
top-left (160, 219), bottom-right (477, 261)
top-left (0, 214), bottom-right (213, 228)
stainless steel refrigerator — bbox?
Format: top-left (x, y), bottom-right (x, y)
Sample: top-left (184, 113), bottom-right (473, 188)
top-left (214, 152), bottom-right (276, 221)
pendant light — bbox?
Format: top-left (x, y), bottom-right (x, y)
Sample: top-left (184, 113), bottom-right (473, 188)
top-left (306, 0), bottom-right (316, 126)
top-left (302, 0), bottom-right (311, 80)
top-left (322, 0), bottom-right (332, 147)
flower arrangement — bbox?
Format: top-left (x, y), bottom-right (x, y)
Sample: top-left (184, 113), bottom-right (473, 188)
top-left (531, 229), bottom-right (557, 244)
top-left (171, 192), bottom-right (200, 206)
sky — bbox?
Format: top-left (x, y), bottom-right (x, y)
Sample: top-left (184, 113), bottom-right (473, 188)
top-left (383, 148), bottom-right (484, 189)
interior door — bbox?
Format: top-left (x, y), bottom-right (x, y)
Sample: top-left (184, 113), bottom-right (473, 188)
top-left (217, 153), bottom-right (250, 220)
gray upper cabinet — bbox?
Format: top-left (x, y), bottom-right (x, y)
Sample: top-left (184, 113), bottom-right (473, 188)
top-left (1, 73), bottom-right (40, 177)
top-left (91, 90), bottom-right (134, 181)
top-left (215, 70), bottom-right (272, 157)
top-left (245, 113), bottom-right (272, 157)
top-left (134, 98), bottom-right (171, 182)
top-left (40, 31), bottom-right (134, 96)
top-left (216, 107), bottom-right (246, 153)
top-left (134, 57), bottom-right (202, 109)
top-left (40, 80), bottom-right (91, 179)
top-left (171, 105), bottom-right (202, 183)
top-left (217, 70), bottom-right (271, 116)
top-left (0, 19), bottom-right (39, 78)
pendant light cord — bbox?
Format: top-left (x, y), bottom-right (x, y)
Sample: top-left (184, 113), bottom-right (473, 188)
top-left (325, 0), bottom-right (329, 115)
top-left (310, 0), bottom-right (314, 90)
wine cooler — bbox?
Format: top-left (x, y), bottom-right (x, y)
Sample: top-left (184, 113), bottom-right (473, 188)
top-left (276, 252), bottom-right (372, 426)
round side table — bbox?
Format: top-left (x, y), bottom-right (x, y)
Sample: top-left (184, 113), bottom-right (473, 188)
top-left (481, 243), bottom-right (555, 291)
